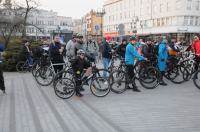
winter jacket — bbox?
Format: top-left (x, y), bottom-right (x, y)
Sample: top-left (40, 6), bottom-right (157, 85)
top-left (102, 41), bottom-right (111, 59)
top-left (66, 40), bottom-right (76, 59)
top-left (125, 43), bottom-right (144, 65)
top-left (49, 42), bottom-right (64, 63)
top-left (85, 40), bottom-right (99, 56)
top-left (158, 41), bottom-right (168, 71)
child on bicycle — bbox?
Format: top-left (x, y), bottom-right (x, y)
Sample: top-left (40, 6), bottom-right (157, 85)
top-left (71, 49), bottom-right (91, 97)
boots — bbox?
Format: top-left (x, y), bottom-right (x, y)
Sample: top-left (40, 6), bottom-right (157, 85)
top-left (159, 72), bottom-right (167, 86)
top-left (75, 86), bottom-right (83, 97)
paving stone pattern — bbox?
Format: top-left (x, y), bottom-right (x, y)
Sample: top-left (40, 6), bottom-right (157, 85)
top-left (0, 72), bottom-right (200, 132)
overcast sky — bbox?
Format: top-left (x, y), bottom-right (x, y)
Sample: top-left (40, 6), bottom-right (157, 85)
top-left (38, 0), bottom-right (105, 19)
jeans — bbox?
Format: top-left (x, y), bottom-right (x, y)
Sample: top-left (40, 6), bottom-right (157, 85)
top-left (102, 57), bottom-right (110, 79)
top-left (27, 54), bottom-right (33, 66)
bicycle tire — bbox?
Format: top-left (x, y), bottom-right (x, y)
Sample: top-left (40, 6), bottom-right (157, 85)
top-left (109, 70), bottom-right (127, 94)
top-left (90, 77), bottom-right (110, 97)
top-left (16, 61), bottom-right (27, 73)
top-left (193, 70), bottom-right (200, 89)
top-left (53, 77), bottom-right (75, 99)
top-left (139, 67), bottom-right (160, 89)
top-left (35, 66), bottom-right (54, 86)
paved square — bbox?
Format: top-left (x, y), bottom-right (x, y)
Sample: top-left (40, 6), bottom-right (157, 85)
top-left (0, 72), bottom-right (200, 132)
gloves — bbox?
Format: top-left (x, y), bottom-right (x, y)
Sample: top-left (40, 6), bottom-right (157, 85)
top-left (161, 59), bottom-right (165, 62)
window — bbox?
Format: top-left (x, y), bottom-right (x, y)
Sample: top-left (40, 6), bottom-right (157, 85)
top-left (176, 0), bottom-right (181, 10)
top-left (196, 0), bottom-right (200, 10)
top-left (184, 16), bottom-right (189, 25)
top-left (160, 4), bottom-right (164, 12)
top-left (187, 0), bottom-right (192, 10)
top-left (190, 16), bottom-right (194, 25)
top-left (157, 19), bottom-right (160, 26)
top-left (195, 17), bottom-right (198, 25)
top-left (166, 2), bottom-right (169, 11)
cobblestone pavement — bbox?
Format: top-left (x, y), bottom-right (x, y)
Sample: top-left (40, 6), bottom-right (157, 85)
top-left (0, 72), bottom-right (200, 132)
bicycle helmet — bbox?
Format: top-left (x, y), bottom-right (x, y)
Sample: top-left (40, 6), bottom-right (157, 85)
top-left (77, 33), bottom-right (83, 39)
top-left (77, 49), bottom-right (85, 55)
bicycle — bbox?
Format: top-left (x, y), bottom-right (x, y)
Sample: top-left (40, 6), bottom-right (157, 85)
top-left (34, 60), bottom-right (69, 86)
top-left (109, 60), bottom-right (160, 94)
top-left (53, 63), bottom-right (110, 99)
top-left (16, 59), bottom-right (32, 73)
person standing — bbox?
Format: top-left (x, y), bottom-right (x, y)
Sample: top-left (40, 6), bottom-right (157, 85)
top-left (49, 36), bottom-right (64, 73)
top-left (85, 36), bottom-right (99, 63)
top-left (102, 36), bottom-right (111, 79)
top-left (66, 34), bottom-right (78, 59)
top-left (125, 37), bottom-right (146, 92)
top-left (23, 40), bottom-right (33, 66)
top-left (117, 38), bottom-right (128, 58)
top-left (192, 36), bottom-right (200, 70)
top-left (158, 38), bottom-right (168, 86)
top-left (0, 44), bottom-right (5, 94)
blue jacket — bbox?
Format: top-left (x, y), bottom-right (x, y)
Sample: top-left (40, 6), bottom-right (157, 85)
top-left (125, 43), bottom-right (144, 65)
top-left (158, 41), bottom-right (168, 71)
top-left (0, 44), bottom-right (5, 63)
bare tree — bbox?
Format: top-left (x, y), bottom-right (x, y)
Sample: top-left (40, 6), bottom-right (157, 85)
top-left (18, 0), bottom-right (39, 38)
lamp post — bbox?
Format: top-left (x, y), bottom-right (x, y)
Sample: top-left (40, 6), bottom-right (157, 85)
top-left (96, 8), bottom-right (106, 39)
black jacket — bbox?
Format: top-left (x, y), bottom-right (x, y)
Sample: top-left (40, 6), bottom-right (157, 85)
top-left (71, 57), bottom-right (91, 75)
top-left (141, 44), bottom-right (154, 59)
top-left (49, 42), bottom-right (64, 63)
top-left (102, 42), bottom-right (111, 59)
top-left (117, 44), bottom-right (127, 58)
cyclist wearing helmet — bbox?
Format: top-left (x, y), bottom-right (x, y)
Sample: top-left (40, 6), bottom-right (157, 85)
top-left (71, 49), bottom-right (91, 97)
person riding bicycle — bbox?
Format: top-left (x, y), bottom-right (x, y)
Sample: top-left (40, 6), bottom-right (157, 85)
top-left (125, 37), bottom-right (146, 92)
top-left (71, 49), bottom-right (91, 97)
top-left (0, 43), bottom-right (5, 94)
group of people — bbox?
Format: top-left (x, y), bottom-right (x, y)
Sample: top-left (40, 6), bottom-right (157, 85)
top-left (0, 34), bottom-right (200, 97)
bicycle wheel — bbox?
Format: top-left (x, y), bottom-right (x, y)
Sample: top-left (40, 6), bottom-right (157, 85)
top-left (35, 66), bottom-right (54, 86)
top-left (31, 63), bottom-right (40, 77)
top-left (54, 77), bottom-right (75, 99)
top-left (193, 70), bottom-right (200, 89)
top-left (90, 77), bottom-right (110, 97)
top-left (139, 67), bottom-right (160, 89)
top-left (168, 65), bottom-right (188, 84)
top-left (16, 61), bottom-right (27, 73)
top-left (109, 70), bottom-right (127, 94)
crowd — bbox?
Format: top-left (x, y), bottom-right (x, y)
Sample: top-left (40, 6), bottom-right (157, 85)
top-left (0, 34), bottom-right (200, 97)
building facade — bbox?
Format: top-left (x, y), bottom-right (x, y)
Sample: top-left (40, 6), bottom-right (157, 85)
top-left (103, 0), bottom-right (200, 42)
top-left (84, 10), bottom-right (104, 40)
top-left (26, 9), bottom-right (73, 39)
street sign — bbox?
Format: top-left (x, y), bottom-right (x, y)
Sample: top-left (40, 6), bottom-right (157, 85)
top-left (118, 24), bottom-right (125, 36)
top-left (95, 25), bottom-right (100, 31)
